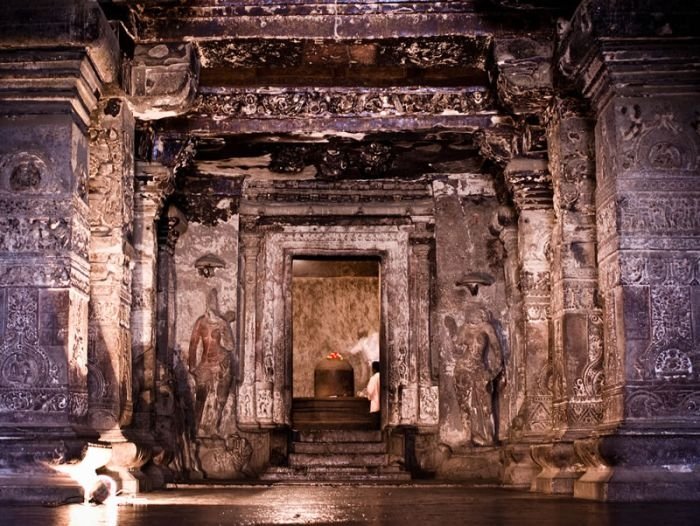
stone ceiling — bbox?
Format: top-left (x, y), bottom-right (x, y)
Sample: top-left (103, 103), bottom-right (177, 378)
top-left (104, 0), bottom-right (573, 184)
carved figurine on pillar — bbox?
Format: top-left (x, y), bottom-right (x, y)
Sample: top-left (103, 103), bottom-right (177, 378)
top-left (446, 307), bottom-right (505, 446)
top-left (187, 288), bottom-right (237, 438)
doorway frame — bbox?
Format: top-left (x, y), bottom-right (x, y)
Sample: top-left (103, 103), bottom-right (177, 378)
top-left (237, 224), bottom-right (416, 430)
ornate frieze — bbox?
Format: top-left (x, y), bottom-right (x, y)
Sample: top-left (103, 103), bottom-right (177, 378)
top-left (626, 384), bottom-right (700, 420)
top-left (618, 195), bottom-right (700, 236)
top-left (197, 35), bottom-right (490, 69)
top-left (192, 87), bottom-right (493, 119)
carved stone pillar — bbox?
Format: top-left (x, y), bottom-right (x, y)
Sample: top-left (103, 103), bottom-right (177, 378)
top-left (87, 97), bottom-right (135, 435)
top-left (238, 227), bottom-right (262, 428)
top-left (492, 207), bottom-right (538, 487)
top-left (87, 96), bottom-right (152, 492)
top-left (506, 159), bottom-right (555, 441)
top-left (153, 206), bottom-right (188, 471)
top-left (409, 226), bottom-right (438, 427)
top-left (129, 162), bottom-right (173, 487)
top-left (547, 98), bottom-right (602, 435)
top-left (131, 163), bottom-right (173, 429)
top-left (560, 0), bottom-right (700, 501)
top-left (529, 98), bottom-right (603, 494)
top-left (0, 0), bottom-right (118, 503)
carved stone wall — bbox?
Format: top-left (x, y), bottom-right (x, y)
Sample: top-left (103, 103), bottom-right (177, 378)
top-left (0, 27), bottom-right (113, 497)
top-left (559, 0), bottom-right (700, 501)
top-left (596, 97), bottom-right (700, 427)
top-left (433, 175), bottom-right (509, 451)
top-left (506, 162), bottom-right (555, 438)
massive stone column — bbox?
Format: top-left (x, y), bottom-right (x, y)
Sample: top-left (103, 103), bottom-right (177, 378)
top-left (560, 0), bottom-right (700, 501)
top-left (238, 225), bottom-right (263, 429)
top-left (0, 0), bottom-right (118, 503)
top-left (87, 96), bottom-right (151, 492)
top-left (529, 98), bottom-right (603, 494)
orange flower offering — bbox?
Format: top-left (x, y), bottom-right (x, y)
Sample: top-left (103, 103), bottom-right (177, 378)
top-left (326, 351), bottom-right (343, 360)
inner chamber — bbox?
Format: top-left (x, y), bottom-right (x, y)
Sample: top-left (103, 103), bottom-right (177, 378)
top-left (291, 256), bottom-right (381, 428)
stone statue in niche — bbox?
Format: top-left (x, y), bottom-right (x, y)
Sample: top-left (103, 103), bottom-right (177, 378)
top-left (188, 288), bottom-right (237, 437)
top-left (445, 307), bottom-right (505, 447)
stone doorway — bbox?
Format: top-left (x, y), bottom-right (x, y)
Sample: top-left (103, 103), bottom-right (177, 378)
top-left (290, 256), bottom-right (381, 430)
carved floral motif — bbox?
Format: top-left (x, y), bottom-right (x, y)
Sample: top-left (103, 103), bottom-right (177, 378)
top-left (0, 289), bottom-right (64, 414)
top-left (193, 88), bottom-right (493, 119)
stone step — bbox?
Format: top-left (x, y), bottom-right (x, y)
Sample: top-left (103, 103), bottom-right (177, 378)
top-left (260, 466), bottom-right (411, 482)
top-left (289, 452), bottom-right (387, 468)
top-left (296, 429), bottom-right (382, 443)
top-left (293, 441), bottom-right (386, 454)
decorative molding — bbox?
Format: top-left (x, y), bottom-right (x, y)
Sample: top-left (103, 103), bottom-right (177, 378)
top-left (192, 87), bottom-right (493, 119)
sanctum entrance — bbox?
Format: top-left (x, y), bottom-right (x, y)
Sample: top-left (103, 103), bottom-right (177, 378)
top-left (290, 256), bottom-right (381, 430)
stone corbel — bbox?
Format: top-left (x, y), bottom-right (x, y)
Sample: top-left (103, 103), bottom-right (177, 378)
top-left (493, 36), bottom-right (554, 115)
top-left (127, 43), bottom-right (200, 120)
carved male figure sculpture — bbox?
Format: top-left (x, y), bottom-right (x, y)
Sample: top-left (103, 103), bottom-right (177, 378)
top-left (188, 289), bottom-right (237, 437)
top-left (448, 307), bottom-right (504, 446)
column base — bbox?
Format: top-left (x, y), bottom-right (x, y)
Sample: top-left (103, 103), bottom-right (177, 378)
top-left (530, 442), bottom-right (583, 495)
top-left (500, 443), bottom-right (539, 488)
top-left (0, 427), bottom-right (103, 505)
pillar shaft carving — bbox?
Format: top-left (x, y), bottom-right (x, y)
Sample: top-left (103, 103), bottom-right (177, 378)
top-left (0, 10), bottom-right (118, 498)
top-left (131, 163), bottom-right (174, 430)
top-left (87, 97), bottom-right (136, 435)
top-left (506, 160), bottom-right (555, 438)
top-left (409, 230), bottom-right (438, 427)
top-left (238, 229), bottom-right (262, 427)
top-left (547, 97), bottom-right (603, 436)
top-left (493, 208), bottom-right (526, 440)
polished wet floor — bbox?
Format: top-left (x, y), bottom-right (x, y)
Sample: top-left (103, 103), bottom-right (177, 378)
top-left (2, 484), bottom-right (699, 526)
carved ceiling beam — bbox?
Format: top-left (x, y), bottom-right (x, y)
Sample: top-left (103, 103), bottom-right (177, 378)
top-left (160, 86), bottom-right (497, 135)
top-left (504, 157), bottom-right (552, 210)
top-left (240, 179), bottom-right (433, 218)
top-left (127, 1), bottom-right (554, 41)
top-left (196, 36), bottom-right (491, 70)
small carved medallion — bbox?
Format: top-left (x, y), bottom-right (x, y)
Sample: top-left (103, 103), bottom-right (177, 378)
top-left (2, 153), bottom-right (48, 192)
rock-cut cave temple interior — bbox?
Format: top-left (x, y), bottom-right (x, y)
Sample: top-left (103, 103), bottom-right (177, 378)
top-left (0, 0), bottom-right (699, 504)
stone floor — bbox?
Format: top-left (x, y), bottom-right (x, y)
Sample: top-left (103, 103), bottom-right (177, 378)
top-left (3, 484), bottom-right (700, 526)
